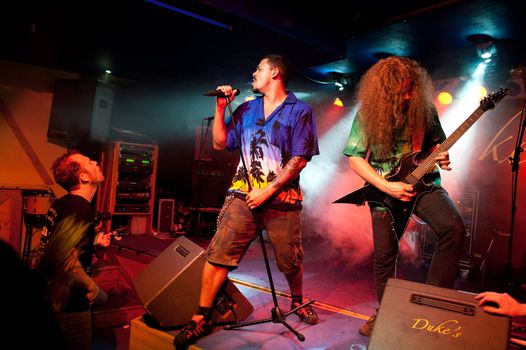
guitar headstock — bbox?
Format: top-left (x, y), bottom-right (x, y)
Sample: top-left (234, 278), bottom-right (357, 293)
top-left (480, 87), bottom-right (510, 111)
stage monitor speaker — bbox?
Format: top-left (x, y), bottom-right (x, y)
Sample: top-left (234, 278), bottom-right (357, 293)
top-left (368, 278), bottom-right (510, 350)
top-left (48, 79), bottom-right (113, 145)
top-left (132, 236), bottom-right (253, 327)
top-left (157, 199), bottom-right (174, 233)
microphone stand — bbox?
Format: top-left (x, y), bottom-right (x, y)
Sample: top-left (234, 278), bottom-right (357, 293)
top-left (220, 97), bottom-right (312, 341)
top-left (506, 99), bottom-right (526, 287)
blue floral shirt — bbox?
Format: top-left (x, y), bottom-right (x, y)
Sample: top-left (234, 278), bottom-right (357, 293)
top-left (226, 92), bottom-right (319, 209)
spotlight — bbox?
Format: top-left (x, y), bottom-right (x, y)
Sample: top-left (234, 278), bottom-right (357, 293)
top-left (328, 72), bottom-right (349, 92)
top-left (437, 91), bottom-right (453, 105)
top-left (476, 43), bottom-right (497, 62)
top-left (334, 81), bottom-right (344, 91)
top-left (467, 34), bottom-right (497, 62)
top-left (333, 97), bottom-right (344, 107)
top-left (480, 51), bottom-right (491, 59)
top-left (477, 85), bottom-right (488, 99)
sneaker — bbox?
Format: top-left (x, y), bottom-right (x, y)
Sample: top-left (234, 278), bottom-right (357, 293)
top-left (173, 318), bottom-right (212, 349)
top-left (359, 314), bottom-right (376, 337)
top-left (292, 302), bottom-right (319, 325)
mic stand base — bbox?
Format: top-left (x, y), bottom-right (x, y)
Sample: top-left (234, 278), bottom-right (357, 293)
top-left (223, 222), bottom-right (313, 342)
top-left (224, 301), bottom-right (313, 342)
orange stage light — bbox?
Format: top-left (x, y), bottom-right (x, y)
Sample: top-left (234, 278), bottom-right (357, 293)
top-left (437, 91), bottom-right (453, 105)
top-left (333, 97), bottom-right (344, 107)
top-left (478, 85), bottom-right (488, 99)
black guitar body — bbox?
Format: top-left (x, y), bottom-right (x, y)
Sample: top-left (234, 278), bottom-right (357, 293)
top-left (334, 152), bottom-right (435, 237)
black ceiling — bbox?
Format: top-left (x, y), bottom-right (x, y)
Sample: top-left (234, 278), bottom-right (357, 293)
top-left (1, 0), bottom-right (525, 84)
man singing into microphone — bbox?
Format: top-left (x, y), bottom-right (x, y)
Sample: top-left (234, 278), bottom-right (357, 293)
top-left (174, 54), bottom-right (320, 349)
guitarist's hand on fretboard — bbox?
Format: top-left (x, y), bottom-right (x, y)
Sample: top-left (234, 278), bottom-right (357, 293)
top-left (434, 144), bottom-right (452, 171)
top-left (383, 181), bottom-right (415, 202)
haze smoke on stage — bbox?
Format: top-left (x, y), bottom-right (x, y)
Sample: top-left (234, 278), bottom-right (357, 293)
top-left (300, 102), bottom-right (430, 270)
top-left (301, 107), bottom-right (375, 269)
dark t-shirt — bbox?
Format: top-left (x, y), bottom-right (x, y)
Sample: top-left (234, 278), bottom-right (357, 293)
top-left (47, 194), bottom-right (96, 312)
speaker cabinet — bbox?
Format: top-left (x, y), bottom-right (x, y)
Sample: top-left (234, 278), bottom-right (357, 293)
top-left (157, 199), bottom-right (174, 233)
top-left (192, 125), bottom-right (238, 209)
top-left (369, 278), bottom-right (510, 350)
top-left (48, 79), bottom-right (114, 145)
top-left (132, 236), bottom-right (253, 327)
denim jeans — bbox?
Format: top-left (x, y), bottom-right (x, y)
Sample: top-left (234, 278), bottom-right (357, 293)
top-left (371, 188), bottom-right (466, 302)
top-left (57, 284), bottom-right (107, 350)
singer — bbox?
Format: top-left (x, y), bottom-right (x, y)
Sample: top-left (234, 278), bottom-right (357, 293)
top-left (174, 54), bottom-right (320, 348)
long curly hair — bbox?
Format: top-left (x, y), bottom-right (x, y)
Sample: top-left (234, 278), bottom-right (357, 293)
top-left (355, 56), bottom-right (434, 159)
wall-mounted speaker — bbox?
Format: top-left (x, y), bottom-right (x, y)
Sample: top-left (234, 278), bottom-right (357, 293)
top-left (48, 79), bottom-right (113, 146)
top-left (157, 199), bottom-right (174, 233)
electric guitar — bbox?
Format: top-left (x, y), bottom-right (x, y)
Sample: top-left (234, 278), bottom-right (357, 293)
top-left (334, 88), bottom-right (510, 237)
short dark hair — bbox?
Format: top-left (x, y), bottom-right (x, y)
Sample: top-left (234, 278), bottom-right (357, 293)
top-left (262, 54), bottom-right (291, 87)
top-left (51, 150), bottom-right (82, 192)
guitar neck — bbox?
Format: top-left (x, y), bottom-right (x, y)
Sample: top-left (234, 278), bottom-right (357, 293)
top-left (408, 105), bottom-right (486, 182)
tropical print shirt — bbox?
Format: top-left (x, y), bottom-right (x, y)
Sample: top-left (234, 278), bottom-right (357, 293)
top-left (343, 106), bottom-right (446, 186)
top-left (226, 92), bottom-right (319, 210)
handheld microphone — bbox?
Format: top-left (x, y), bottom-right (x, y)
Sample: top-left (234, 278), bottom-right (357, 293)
top-left (204, 88), bottom-right (240, 97)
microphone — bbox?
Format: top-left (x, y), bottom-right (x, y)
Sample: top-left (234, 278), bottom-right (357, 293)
top-left (204, 88), bottom-right (240, 97)
top-left (202, 116), bottom-right (214, 125)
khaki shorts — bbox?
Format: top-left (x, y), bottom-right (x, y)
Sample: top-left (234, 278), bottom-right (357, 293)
top-left (206, 195), bottom-right (304, 274)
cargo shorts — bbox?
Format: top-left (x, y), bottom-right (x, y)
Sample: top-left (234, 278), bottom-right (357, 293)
top-left (206, 195), bottom-right (304, 274)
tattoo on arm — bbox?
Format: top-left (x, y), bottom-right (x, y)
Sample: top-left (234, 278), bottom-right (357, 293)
top-left (270, 156), bottom-right (307, 190)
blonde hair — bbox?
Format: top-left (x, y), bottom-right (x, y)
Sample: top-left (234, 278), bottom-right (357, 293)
top-left (38, 216), bottom-right (89, 312)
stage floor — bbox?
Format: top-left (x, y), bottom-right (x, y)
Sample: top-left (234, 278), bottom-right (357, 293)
top-left (96, 233), bottom-right (525, 350)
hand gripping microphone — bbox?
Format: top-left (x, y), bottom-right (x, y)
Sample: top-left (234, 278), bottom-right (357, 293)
top-left (203, 88), bottom-right (240, 97)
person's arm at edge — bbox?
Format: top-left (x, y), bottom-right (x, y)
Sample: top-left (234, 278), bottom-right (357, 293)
top-left (475, 291), bottom-right (526, 317)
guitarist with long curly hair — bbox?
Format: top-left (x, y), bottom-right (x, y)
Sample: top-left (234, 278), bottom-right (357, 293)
top-left (342, 56), bottom-right (466, 337)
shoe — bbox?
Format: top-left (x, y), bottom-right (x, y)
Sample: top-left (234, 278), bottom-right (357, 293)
top-left (173, 318), bottom-right (212, 350)
top-left (291, 302), bottom-right (319, 325)
top-left (359, 314), bottom-right (376, 337)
